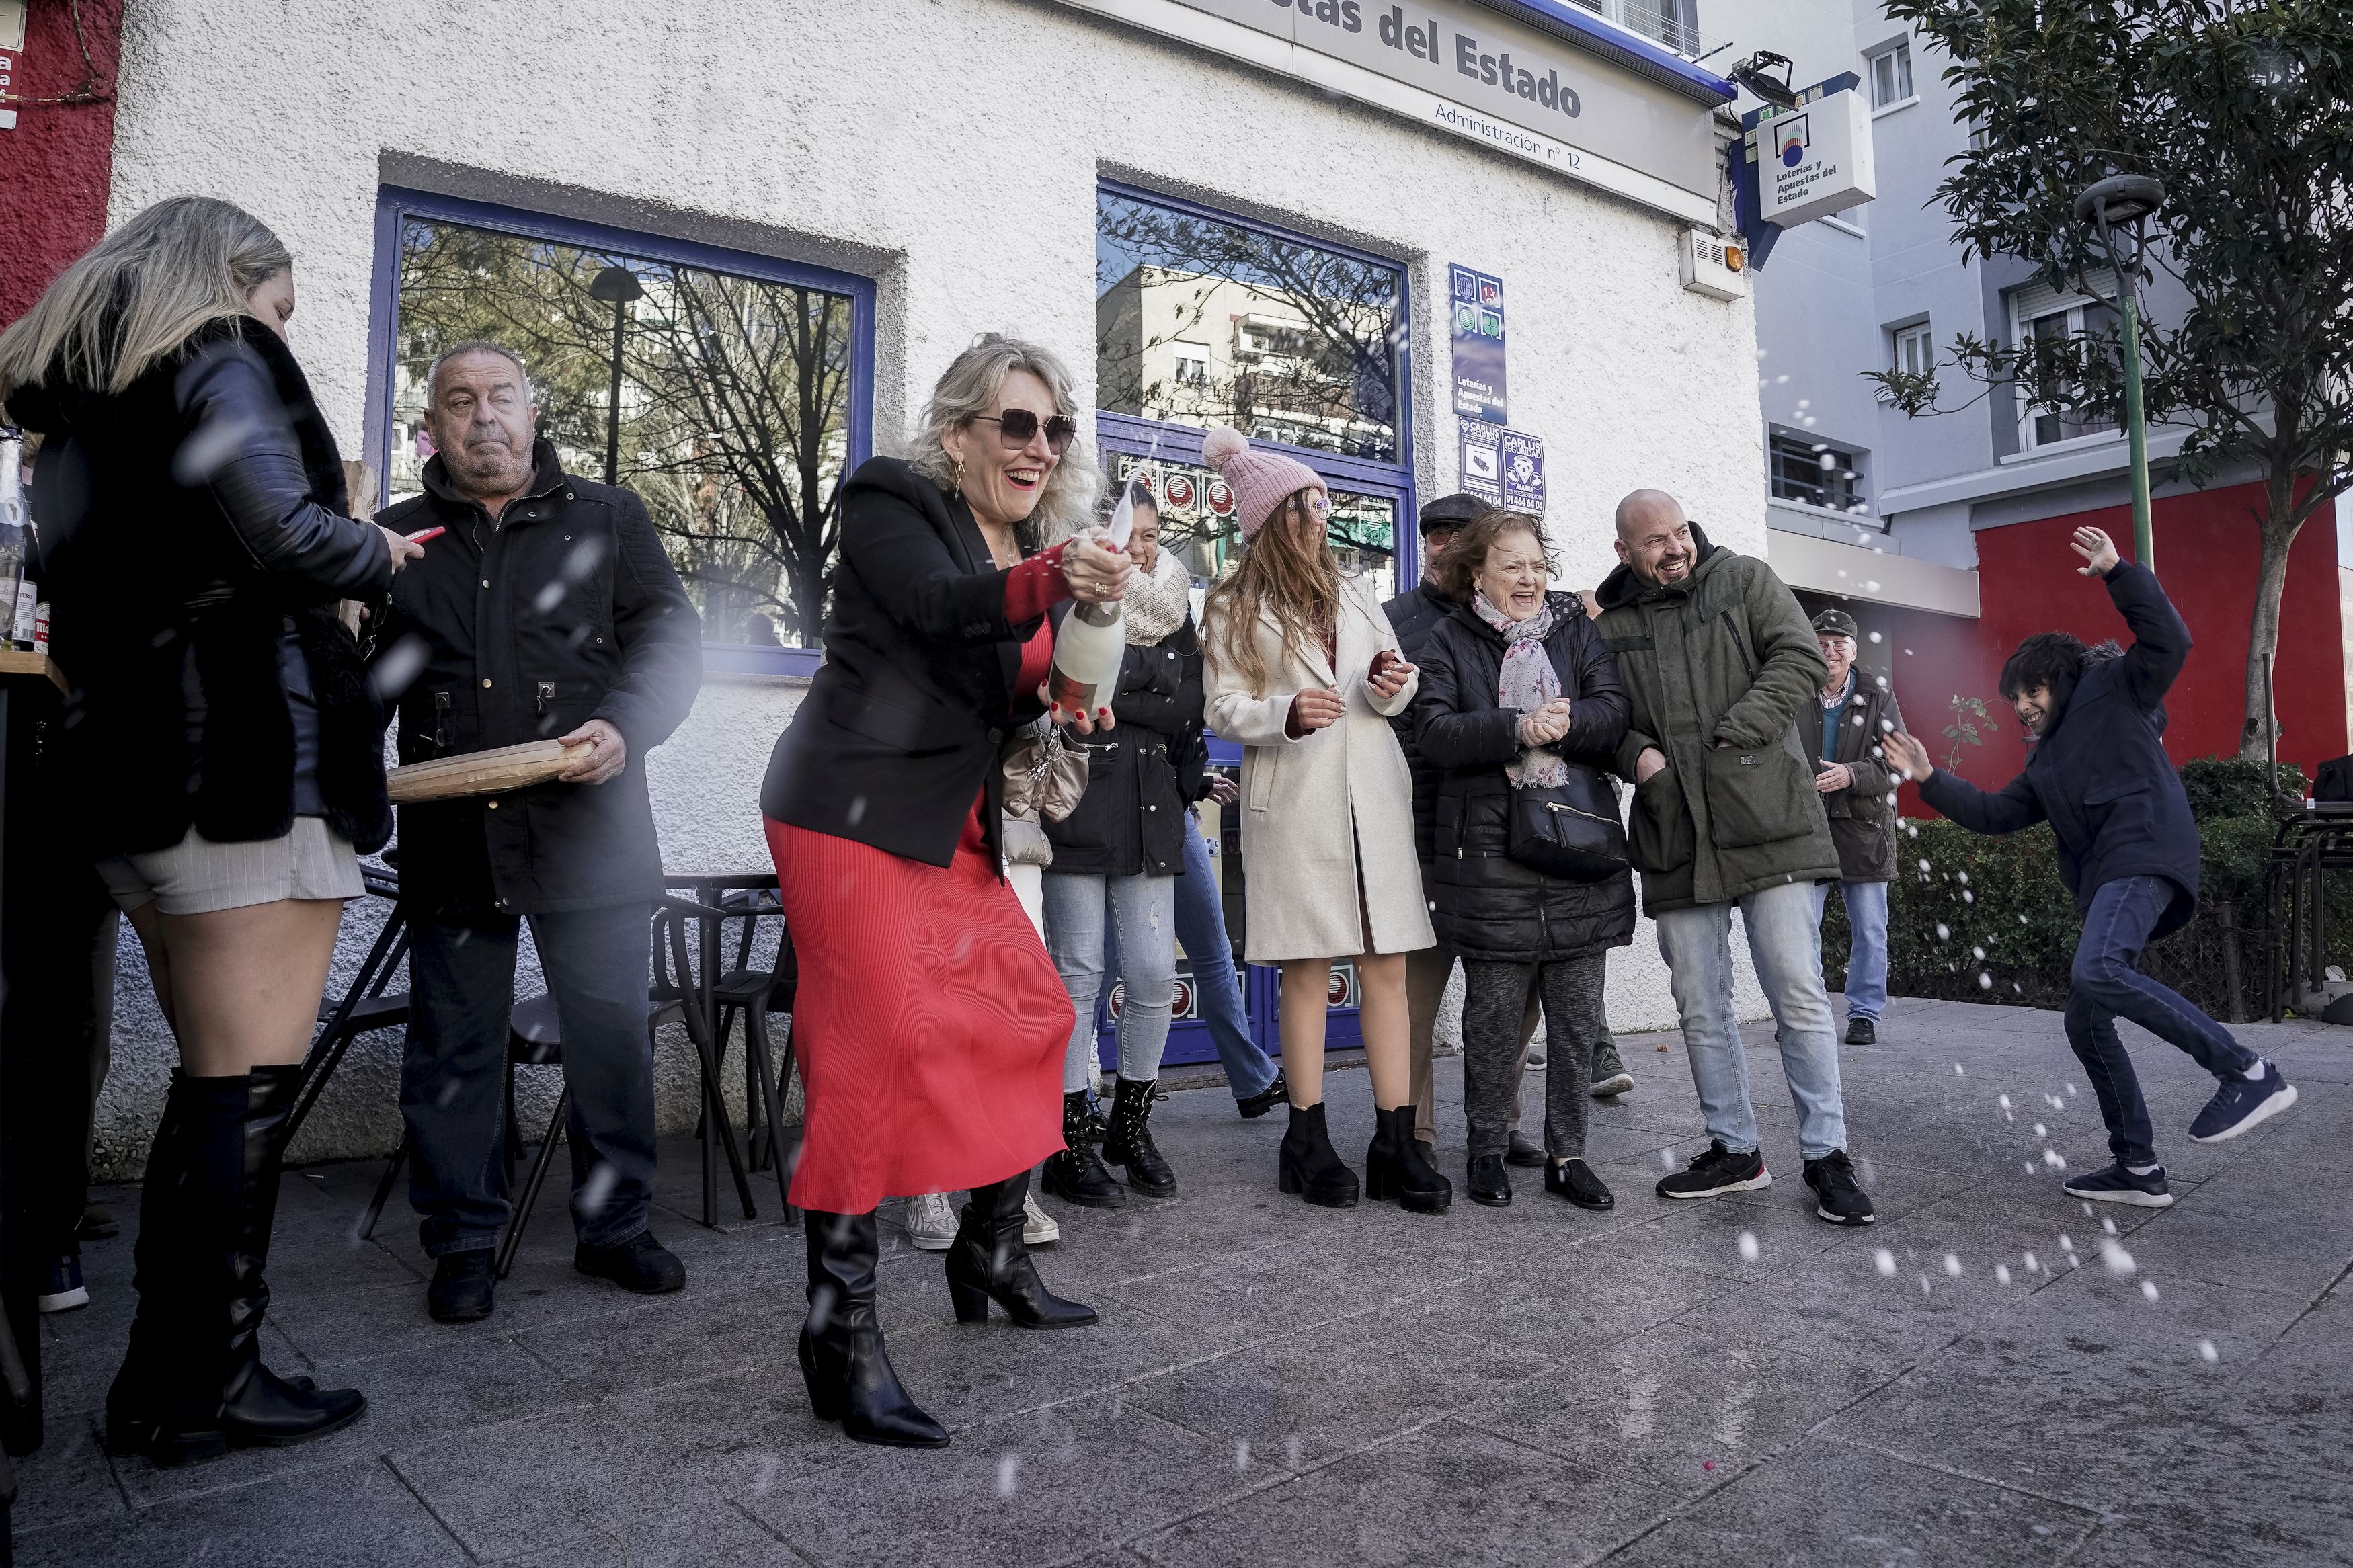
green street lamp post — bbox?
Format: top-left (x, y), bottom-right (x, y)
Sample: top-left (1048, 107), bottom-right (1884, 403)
top-left (2073, 174), bottom-right (2166, 572)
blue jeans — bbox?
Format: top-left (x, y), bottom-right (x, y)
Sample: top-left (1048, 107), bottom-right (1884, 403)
top-left (1172, 812), bottom-right (1279, 1100)
top-left (401, 902), bottom-right (657, 1257)
top-left (1043, 871), bottom-right (1177, 1089)
top-left (1810, 878), bottom-right (1890, 1022)
top-left (2067, 875), bottom-right (2258, 1165)
top-left (1654, 878), bottom-right (1849, 1161)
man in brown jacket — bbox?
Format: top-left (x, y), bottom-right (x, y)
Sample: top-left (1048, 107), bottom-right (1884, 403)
top-left (1808, 609), bottom-right (1903, 1046)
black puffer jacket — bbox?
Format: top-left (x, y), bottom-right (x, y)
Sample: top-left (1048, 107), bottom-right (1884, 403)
top-left (372, 441), bottom-right (702, 917)
top-left (1044, 612), bottom-right (1204, 878)
top-left (1412, 593), bottom-right (1637, 962)
top-left (1382, 579), bottom-right (1453, 860)
top-left (11, 317), bottom-right (395, 858)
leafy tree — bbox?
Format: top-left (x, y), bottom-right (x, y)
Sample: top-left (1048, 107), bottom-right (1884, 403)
top-left (1868, 0), bottom-right (2353, 758)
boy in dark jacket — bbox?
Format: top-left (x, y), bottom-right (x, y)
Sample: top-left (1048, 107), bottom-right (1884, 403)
top-left (1886, 527), bottom-right (2296, 1207)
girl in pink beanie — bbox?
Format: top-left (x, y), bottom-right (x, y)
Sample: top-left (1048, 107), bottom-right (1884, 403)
top-left (1197, 427), bottom-right (1449, 1216)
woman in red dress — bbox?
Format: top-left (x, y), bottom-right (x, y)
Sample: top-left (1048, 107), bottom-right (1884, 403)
top-left (759, 336), bottom-right (1131, 1448)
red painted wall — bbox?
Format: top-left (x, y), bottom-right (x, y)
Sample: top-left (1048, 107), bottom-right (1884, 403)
top-left (1874, 479), bottom-right (2346, 802)
top-left (0, 0), bottom-right (122, 327)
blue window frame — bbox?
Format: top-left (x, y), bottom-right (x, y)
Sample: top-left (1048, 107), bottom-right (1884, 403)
top-left (1092, 181), bottom-right (1417, 1067)
top-left (364, 187), bottom-right (877, 679)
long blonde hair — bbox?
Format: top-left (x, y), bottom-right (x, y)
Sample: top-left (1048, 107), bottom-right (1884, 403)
top-left (0, 196), bottom-right (290, 408)
top-left (1203, 491), bottom-right (1341, 698)
top-left (906, 334), bottom-right (1099, 547)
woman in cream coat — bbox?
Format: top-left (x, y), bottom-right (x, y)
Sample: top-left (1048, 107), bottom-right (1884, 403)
top-left (1199, 427), bottom-right (1448, 1214)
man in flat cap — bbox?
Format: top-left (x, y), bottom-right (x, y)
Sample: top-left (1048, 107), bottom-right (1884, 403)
top-left (1809, 608), bottom-right (1904, 1045)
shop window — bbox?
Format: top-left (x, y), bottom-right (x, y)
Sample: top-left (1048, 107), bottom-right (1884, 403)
top-left (1869, 40), bottom-right (1914, 109)
top-left (2009, 275), bottom-right (2121, 452)
top-left (1771, 431), bottom-right (1862, 513)
top-left (369, 190), bottom-right (875, 672)
top-left (1095, 181), bottom-right (1412, 600)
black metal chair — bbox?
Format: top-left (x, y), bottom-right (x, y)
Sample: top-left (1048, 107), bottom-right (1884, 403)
top-left (285, 864), bottom-right (407, 1146)
top-left (705, 888), bottom-right (799, 1219)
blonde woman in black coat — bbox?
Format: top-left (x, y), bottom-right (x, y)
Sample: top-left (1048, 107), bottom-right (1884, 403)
top-left (1412, 510), bottom-right (1634, 1212)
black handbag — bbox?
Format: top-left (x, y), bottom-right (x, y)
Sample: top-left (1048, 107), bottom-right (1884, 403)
top-left (1506, 764), bottom-right (1631, 882)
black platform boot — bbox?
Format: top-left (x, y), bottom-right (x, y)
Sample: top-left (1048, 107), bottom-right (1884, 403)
top-left (1101, 1077), bottom-right (1176, 1196)
top-left (944, 1172), bottom-right (1098, 1330)
top-left (104, 1073), bottom-right (191, 1456)
top-left (1040, 1091), bottom-right (1125, 1209)
top-left (799, 1210), bottom-right (947, 1448)
top-left (1365, 1105), bottom-right (1453, 1214)
top-left (1277, 1101), bottom-right (1359, 1208)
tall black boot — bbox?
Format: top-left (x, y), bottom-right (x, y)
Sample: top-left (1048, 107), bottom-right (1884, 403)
top-left (1277, 1101), bottom-right (1359, 1208)
top-left (1039, 1091), bottom-right (1125, 1209)
top-left (214, 1066), bottom-right (366, 1450)
top-left (1101, 1077), bottom-right (1176, 1196)
top-left (798, 1209), bottom-right (947, 1448)
top-left (1365, 1105), bottom-right (1453, 1215)
top-left (945, 1172), bottom-right (1097, 1330)
top-left (104, 1073), bottom-right (191, 1456)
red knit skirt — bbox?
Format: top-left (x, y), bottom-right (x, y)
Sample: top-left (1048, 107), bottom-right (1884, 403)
top-left (766, 809), bottom-right (1072, 1215)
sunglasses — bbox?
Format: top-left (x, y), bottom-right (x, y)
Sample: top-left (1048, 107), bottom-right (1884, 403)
top-left (970, 409), bottom-right (1078, 454)
top-left (1289, 491), bottom-right (1332, 516)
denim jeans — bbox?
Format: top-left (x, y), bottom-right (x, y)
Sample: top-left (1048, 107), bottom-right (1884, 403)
top-left (1810, 878), bottom-right (1890, 1022)
top-left (1654, 879), bottom-right (1849, 1161)
top-left (2066, 874), bottom-right (2259, 1165)
top-left (401, 902), bottom-right (657, 1257)
top-left (1172, 812), bottom-right (1279, 1100)
top-left (1043, 871), bottom-right (1178, 1089)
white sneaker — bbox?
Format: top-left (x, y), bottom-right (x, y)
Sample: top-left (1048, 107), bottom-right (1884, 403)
top-left (901, 1192), bottom-right (957, 1251)
top-left (1023, 1191), bottom-right (1061, 1246)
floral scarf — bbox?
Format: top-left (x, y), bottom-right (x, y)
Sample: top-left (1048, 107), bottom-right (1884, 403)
top-left (1471, 589), bottom-right (1567, 788)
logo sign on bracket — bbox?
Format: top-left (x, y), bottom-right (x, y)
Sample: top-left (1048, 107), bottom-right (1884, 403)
top-left (1458, 416), bottom-right (1545, 517)
top-left (1755, 89), bottom-right (1876, 229)
top-left (1449, 264), bottom-right (1507, 423)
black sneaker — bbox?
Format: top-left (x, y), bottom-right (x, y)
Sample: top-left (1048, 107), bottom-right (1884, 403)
top-left (2062, 1160), bottom-right (2175, 1208)
top-left (1843, 1016), bottom-right (1877, 1046)
top-left (37, 1255), bottom-right (87, 1313)
top-left (2188, 1062), bottom-right (2297, 1144)
top-left (1802, 1150), bottom-right (1876, 1226)
top-left (1656, 1141), bottom-right (1771, 1199)
top-left (1236, 1071), bottom-right (1289, 1120)
top-left (428, 1249), bottom-right (496, 1322)
top-left (575, 1231), bottom-right (686, 1294)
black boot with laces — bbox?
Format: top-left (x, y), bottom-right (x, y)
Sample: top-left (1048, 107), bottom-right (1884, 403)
top-left (1102, 1077), bottom-right (1176, 1196)
top-left (1041, 1091), bottom-right (1125, 1209)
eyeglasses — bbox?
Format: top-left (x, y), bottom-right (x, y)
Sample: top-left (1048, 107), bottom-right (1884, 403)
top-left (1291, 491), bottom-right (1332, 516)
top-left (969, 409), bottom-right (1078, 454)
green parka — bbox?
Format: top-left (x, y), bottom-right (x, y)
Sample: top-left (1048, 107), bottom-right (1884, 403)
top-left (1593, 526), bottom-right (1839, 913)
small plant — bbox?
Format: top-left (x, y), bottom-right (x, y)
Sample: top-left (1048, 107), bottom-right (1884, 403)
top-left (1941, 695), bottom-right (2002, 772)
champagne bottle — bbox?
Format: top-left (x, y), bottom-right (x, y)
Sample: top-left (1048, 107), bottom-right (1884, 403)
top-left (1045, 475), bottom-right (1142, 714)
top-left (0, 431), bottom-right (24, 634)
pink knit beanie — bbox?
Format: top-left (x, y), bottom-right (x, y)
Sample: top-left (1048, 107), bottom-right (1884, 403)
top-left (1201, 427), bottom-right (1326, 542)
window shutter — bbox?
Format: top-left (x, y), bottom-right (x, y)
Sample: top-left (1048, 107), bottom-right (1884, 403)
top-left (2010, 270), bottom-right (2120, 331)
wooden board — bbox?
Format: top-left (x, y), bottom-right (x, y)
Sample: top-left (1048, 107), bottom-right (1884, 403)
top-left (0, 650), bottom-right (67, 696)
top-left (387, 739), bottom-right (587, 804)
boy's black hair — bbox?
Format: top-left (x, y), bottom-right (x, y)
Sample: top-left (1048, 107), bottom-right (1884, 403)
top-left (1999, 631), bottom-right (2089, 701)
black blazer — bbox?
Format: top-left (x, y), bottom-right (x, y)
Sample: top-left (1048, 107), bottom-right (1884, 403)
top-left (761, 457), bottom-right (1052, 868)
top-left (10, 317), bottom-right (394, 858)
top-left (1919, 560), bottom-right (2203, 936)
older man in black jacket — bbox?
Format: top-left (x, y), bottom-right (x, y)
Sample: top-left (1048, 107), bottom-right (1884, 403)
top-left (372, 342), bottom-right (702, 1322)
top-left (1887, 527), bottom-right (2295, 1208)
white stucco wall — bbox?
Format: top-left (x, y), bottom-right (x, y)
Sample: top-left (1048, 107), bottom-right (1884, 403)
top-left (92, 0), bottom-right (1769, 1174)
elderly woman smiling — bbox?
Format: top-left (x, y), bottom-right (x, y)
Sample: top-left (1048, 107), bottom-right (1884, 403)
top-left (1411, 509), bottom-right (1636, 1213)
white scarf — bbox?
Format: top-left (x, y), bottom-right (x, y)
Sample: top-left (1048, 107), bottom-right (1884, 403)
top-left (1121, 547), bottom-right (1192, 646)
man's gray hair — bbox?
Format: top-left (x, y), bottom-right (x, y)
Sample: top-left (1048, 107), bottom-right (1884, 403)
top-left (424, 340), bottom-right (534, 410)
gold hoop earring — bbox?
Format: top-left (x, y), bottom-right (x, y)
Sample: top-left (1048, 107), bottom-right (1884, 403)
top-left (951, 454), bottom-right (967, 497)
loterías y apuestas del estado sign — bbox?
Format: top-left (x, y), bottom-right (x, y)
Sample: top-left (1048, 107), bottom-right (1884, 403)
top-left (1053, 0), bottom-right (1730, 226)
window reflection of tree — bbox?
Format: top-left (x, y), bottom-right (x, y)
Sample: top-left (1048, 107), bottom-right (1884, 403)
top-left (1096, 196), bottom-right (1402, 463)
top-left (394, 220), bottom-right (853, 646)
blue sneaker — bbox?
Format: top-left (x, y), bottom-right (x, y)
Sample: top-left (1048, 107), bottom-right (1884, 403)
top-left (2188, 1062), bottom-right (2298, 1144)
top-left (37, 1255), bottom-right (87, 1313)
top-left (2061, 1160), bottom-right (2175, 1207)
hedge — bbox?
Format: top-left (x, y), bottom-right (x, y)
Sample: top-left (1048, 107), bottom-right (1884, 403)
top-left (1818, 757), bottom-right (2347, 1020)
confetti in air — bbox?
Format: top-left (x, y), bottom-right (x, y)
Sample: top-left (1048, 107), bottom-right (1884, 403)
top-left (1995, 1264), bottom-right (2012, 1284)
top-left (1738, 1232), bottom-right (1760, 1262)
top-left (1943, 1253), bottom-right (1962, 1277)
top-left (1875, 1249), bottom-right (1897, 1276)
top-left (2100, 1239), bottom-right (2137, 1276)
top-left (2199, 1339), bottom-right (2219, 1362)
top-left (2142, 1280), bottom-right (2161, 1301)
top-left (995, 1454), bottom-right (1022, 1497)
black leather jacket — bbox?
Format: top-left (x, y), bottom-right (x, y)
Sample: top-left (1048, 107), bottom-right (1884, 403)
top-left (10, 317), bottom-right (393, 857)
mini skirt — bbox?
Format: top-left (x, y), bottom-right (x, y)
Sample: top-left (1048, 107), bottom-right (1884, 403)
top-left (97, 817), bottom-right (364, 916)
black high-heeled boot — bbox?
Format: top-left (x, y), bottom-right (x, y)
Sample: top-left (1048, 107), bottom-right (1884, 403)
top-left (1365, 1105), bottom-right (1453, 1214)
top-left (798, 1210), bottom-right (947, 1448)
top-left (944, 1173), bottom-right (1097, 1330)
top-left (215, 1066), bottom-right (366, 1451)
top-left (1101, 1077), bottom-right (1176, 1196)
top-left (1277, 1101), bottom-right (1358, 1208)
top-left (105, 1073), bottom-right (191, 1456)
top-left (1040, 1091), bottom-right (1125, 1209)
